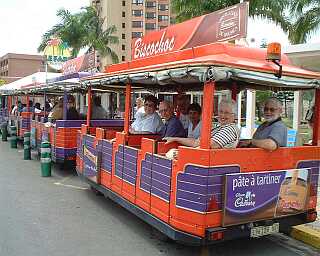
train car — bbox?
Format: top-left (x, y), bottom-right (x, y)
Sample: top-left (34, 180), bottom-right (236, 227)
top-left (76, 28), bottom-right (320, 245)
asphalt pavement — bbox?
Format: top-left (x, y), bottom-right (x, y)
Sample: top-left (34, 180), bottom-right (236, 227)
top-left (0, 140), bottom-right (319, 256)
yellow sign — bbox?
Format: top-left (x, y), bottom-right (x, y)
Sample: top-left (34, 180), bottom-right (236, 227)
top-left (43, 38), bottom-right (72, 70)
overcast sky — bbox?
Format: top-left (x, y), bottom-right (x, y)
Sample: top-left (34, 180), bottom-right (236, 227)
top-left (0, 0), bottom-right (318, 57)
top-left (0, 0), bottom-right (89, 56)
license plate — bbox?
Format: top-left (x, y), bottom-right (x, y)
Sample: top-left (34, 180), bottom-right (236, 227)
top-left (250, 223), bottom-right (279, 238)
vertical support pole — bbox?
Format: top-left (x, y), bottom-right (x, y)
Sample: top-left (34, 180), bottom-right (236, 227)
top-left (246, 90), bottom-right (256, 137)
top-left (124, 83), bottom-right (132, 134)
top-left (231, 83), bottom-right (237, 101)
top-left (237, 91), bottom-right (242, 128)
top-left (26, 95), bottom-right (30, 112)
top-left (312, 89), bottom-right (320, 146)
top-left (8, 96), bottom-right (12, 115)
top-left (200, 81), bottom-right (215, 149)
top-left (293, 91), bottom-right (302, 145)
top-left (63, 90), bottom-right (68, 120)
top-left (86, 87), bottom-right (92, 127)
top-left (44, 90), bottom-right (47, 118)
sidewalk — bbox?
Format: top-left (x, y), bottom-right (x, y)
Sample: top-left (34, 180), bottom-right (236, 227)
top-left (291, 184), bottom-right (320, 249)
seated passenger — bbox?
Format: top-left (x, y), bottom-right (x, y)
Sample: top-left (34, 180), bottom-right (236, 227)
top-left (164, 99), bottom-right (240, 149)
top-left (34, 103), bottom-right (42, 114)
top-left (176, 94), bottom-right (190, 130)
top-left (22, 100), bottom-right (34, 112)
top-left (49, 97), bottom-right (63, 120)
top-left (66, 95), bottom-right (79, 120)
top-left (91, 96), bottom-right (107, 119)
top-left (159, 101), bottom-right (186, 138)
top-left (240, 97), bottom-right (287, 151)
top-left (134, 97), bottom-right (145, 119)
top-left (187, 103), bottom-right (202, 139)
top-left (130, 95), bottom-right (164, 134)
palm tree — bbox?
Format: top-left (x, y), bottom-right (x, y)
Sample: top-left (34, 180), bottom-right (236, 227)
top-left (286, 0), bottom-right (320, 44)
top-left (81, 7), bottom-right (119, 63)
top-left (38, 7), bottom-right (119, 62)
top-left (172, 0), bottom-right (290, 27)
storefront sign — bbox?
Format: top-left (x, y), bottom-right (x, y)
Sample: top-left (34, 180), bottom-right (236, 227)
top-left (223, 168), bottom-right (310, 226)
top-left (43, 38), bottom-right (72, 70)
top-left (83, 144), bottom-right (98, 181)
top-left (131, 2), bottom-right (248, 60)
top-left (62, 52), bottom-right (96, 75)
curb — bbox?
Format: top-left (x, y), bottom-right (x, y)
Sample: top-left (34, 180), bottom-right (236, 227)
top-left (291, 224), bottom-right (320, 249)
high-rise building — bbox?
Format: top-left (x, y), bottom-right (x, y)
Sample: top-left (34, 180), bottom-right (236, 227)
top-left (91, 0), bottom-right (172, 69)
top-left (0, 53), bottom-right (45, 83)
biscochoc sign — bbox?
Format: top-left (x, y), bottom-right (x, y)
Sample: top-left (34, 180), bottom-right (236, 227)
top-left (131, 2), bottom-right (249, 60)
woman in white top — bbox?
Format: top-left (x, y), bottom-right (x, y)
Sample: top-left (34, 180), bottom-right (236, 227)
top-left (130, 95), bottom-right (164, 134)
top-left (187, 103), bottom-right (202, 139)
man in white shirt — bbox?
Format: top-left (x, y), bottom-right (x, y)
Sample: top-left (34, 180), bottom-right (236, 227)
top-left (130, 95), bottom-right (164, 134)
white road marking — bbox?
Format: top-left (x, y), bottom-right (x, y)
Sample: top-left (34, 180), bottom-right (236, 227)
top-left (54, 182), bottom-right (88, 190)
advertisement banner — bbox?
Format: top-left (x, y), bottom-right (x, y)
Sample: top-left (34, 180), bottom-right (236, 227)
top-left (83, 143), bottom-right (98, 183)
top-left (62, 52), bottom-right (96, 75)
top-left (131, 2), bottom-right (248, 60)
top-left (223, 168), bottom-right (311, 226)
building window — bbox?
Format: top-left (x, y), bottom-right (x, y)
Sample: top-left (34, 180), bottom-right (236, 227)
top-left (146, 12), bottom-right (156, 19)
top-left (122, 23), bottom-right (126, 28)
top-left (132, 9), bottom-right (143, 16)
top-left (132, 21), bottom-right (143, 28)
top-left (146, 1), bottom-right (156, 8)
top-left (158, 15), bottom-right (169, 22)
top-left (122, 1), bottom-right (126, 6)
top-left (145, 23), bottom-right (156, 30)
top-left (122, 56), bottom-right (126, 62)
top-left (158, 4), bottom-right (169, 11)
top-left (122, 33), bottom-right (126, 39)
top-left (132, 0), bottom-right (143, 5)
top-left (132, 32), bottom-right (143, 38)
top-left (122, 45), bottom-right (126, 51)
top-left (122, 11), bottom-right (126, 17)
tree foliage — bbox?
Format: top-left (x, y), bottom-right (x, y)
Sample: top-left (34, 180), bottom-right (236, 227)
top-left (38, 6), bottom-right (119, 62)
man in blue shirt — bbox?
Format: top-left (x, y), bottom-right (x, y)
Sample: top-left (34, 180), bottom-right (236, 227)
top-left (240, 97), bottom-right (287, 151)
top-left (159, 101), bottom-right (186, 138)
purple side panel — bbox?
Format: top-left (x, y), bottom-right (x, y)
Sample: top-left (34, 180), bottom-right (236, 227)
top-left (176, 165), bottom-right (240, 213)
top-left (297, 160), bottom-right (320, 198)
top-left (115, 145), bottom-right (124, 179)
top-left (100, 139), bottom-right (113, 173)
top-left (55, 119), bottom-right (124, 128)
top-left (140, 153), bottom-right (153, 192)
top-left (139, 154), bottom-right (172, 202)
top-left (76, 133), bottom-right (83, 160)
top-left (122, 147), bottom-right (138, 185)
top-left (151, 155), bottom-right (172, 201)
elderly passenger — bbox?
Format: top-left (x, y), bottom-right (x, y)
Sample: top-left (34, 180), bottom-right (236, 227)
top-left (187, 103), bottom-right (202, 139)
top-left (176, 94), bottom-right (190, 130)
top-left (91, 96), bottom-right (107, 119)
top-left (164, 99), bottom-right (240, 149)
top-left (159, 101), bottom-right (186, 138)
top-left (240, 97), bottom-right (287, 151)
top-left (130, 95), bottom-right (164, 134)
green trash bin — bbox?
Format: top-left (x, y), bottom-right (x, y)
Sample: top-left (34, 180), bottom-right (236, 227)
top-left (23, 132), bottom-right (31, 160)
top-left (40, 141), bottom-right (51, 177)
top-left (10, 125), bottom-right (17, 148)
top-left (1, 122), bottom-right (8, 141)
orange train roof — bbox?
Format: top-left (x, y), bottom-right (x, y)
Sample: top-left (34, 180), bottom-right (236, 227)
top-left (91, 43), bottom-right (320, 80)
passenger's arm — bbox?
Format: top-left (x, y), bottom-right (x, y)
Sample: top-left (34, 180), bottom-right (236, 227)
top-left (164, 137), bottom-right (198, 147)
top-left (251, 138), bottom-right (277, 151)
